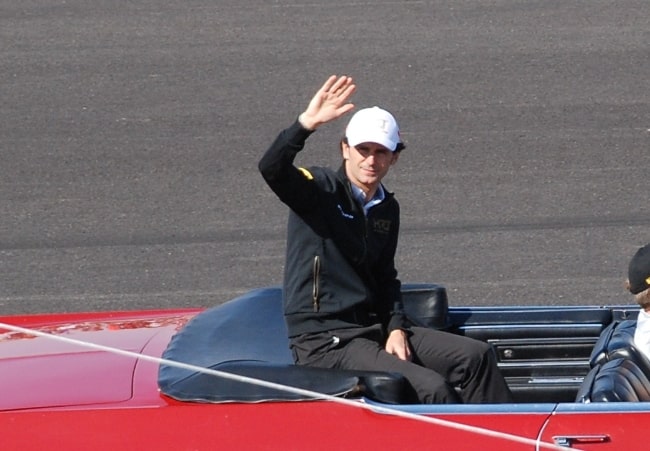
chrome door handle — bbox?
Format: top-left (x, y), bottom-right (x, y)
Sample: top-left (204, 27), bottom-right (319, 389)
top-left (553, 435), bottom-right (610, 447)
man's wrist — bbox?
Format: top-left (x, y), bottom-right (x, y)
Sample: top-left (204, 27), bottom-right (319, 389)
top-left (298, 112), bottom-right (318, 131)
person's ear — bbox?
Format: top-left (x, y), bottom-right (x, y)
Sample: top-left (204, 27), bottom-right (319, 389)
top-left (341, 140), bottom-right (351, 160)
top-left (390, 152), bottom-right (400, 165)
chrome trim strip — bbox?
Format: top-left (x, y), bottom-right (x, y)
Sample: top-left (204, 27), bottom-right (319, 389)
top-left (459, 323), bottom-right (602, 331)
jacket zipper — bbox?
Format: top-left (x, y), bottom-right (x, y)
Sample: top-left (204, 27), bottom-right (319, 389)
top-left (312, 255), bottom-right (321, 312)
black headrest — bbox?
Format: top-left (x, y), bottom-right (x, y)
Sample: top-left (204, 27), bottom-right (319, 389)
top-left (402, 284), bottom-right (450, 329)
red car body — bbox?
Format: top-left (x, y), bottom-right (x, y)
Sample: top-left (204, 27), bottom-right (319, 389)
top-left (1, 286), bottom-right (649, 450)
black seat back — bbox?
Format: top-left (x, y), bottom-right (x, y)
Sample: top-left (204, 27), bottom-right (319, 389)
top-left (589, 320), bottom-right (620, 367)
top-left (577, 358), bottom-right (650, 403)
top-left (589, 319), bottom-right (650, 378)
top-left (590, 320), bottom-right (637, 366)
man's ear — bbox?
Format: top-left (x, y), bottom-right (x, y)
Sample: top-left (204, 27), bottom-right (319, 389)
top-left (341, 141), bottom-right (351, 160)
top-left (390, 152), bottom-right (400, 165)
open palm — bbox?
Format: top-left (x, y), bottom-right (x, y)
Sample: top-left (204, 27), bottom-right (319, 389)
top-left (299, 75), bottom-right (356, 130)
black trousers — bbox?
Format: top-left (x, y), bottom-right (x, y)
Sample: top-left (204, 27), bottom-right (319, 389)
top-left (290, 325), bottom-right (513, 404)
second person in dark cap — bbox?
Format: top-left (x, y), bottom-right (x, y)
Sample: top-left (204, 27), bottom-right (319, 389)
top-left (627, 243), bottom-right (650, 361)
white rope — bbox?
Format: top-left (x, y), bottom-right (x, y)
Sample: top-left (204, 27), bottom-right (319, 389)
top-left (0, 321), bottom-right (572, 450)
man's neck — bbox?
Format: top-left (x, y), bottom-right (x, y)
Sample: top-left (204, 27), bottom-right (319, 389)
top-left (344, 168), bottom-right (378, 202)
top-left (354, 183), bottom-right (377, 202)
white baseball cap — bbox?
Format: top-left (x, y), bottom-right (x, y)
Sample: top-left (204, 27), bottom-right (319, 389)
top-left (345, 107), bottom-right (404, 152)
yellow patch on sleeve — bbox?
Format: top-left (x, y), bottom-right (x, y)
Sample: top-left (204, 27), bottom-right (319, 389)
top-left (646, 276), bottom-right (650, 285)
top-left (298, 167), bottom-right (314, 180)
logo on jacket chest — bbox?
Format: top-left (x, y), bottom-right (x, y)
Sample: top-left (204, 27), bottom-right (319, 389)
top-left (372, 219), bottom-right (392, 234)
top-left (337, 204), bottom-right (392, 234)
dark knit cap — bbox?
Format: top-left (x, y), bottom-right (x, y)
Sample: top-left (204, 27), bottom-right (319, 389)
top-left (628, 244), bottom-right (650, 294)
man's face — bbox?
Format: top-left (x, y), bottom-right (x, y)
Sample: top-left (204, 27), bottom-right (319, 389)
top-left (342, 141), bottom-right (399, 194)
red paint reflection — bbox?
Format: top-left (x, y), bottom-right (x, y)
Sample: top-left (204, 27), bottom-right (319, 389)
top-left (0, 316), bottom-right (191, 342)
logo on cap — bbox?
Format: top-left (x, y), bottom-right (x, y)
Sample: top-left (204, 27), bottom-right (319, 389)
top-left (345, 107), bottom-right (402, 152)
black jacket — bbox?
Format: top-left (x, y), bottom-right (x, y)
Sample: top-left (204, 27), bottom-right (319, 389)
top-left (259, 120), bottom-right (408, 338)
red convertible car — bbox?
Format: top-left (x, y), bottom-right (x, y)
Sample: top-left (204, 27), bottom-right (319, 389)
top-left (1, 283), bottom-right (649, 450)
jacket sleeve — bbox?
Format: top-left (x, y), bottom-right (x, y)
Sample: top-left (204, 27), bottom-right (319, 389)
top-left (258, 120), bottom-right (319, 213)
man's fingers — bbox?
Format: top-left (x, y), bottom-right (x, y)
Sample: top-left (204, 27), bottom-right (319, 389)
top-left (337, 102), bottom-right (355, 116)
top-left (301, 75), bottom-right (355, 129)
top-left (322, 75), bottom-right (355, 101)
top-left (319, 74), bottom-right (339, 94)
top-left (330, 75), bottom-right (351, 93)
top-left (338, 83), bottom-right (356, 103)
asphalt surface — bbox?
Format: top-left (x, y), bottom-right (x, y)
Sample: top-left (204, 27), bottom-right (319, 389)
top-left (1, 0), bottom-right (649, 315)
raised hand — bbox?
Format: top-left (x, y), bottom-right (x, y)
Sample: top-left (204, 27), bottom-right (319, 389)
top-left (298, 75), bottom-right (356, 131)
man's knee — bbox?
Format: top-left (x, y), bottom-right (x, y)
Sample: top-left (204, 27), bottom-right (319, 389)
top-left (403, 366), bottom-right (462, 404)
top-left (466, 339), bottom-right (497, 365)
top-left (419, 379), bottom-right (462, 404)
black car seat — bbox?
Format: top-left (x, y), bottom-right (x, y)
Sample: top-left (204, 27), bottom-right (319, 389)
top-left (576, 358), bottom-right (650, 403)
top-left (589, 319), bottom-right (650, 378)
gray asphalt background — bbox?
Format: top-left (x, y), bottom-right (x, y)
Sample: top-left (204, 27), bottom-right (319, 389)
top-left (1, 0), bottom-right (649, 315)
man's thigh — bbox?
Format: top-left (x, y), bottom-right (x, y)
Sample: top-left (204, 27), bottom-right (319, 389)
top-left (293, 330), bottom-right (461, 403)
top-left (408, 326), bottom-right (492, 379)
top-left (335, 335), bottom-right (459, 403)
